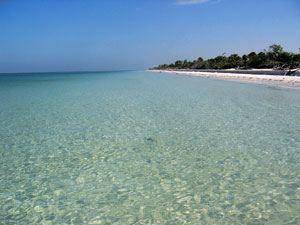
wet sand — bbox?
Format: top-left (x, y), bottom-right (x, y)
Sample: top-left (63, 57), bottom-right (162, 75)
top-left (149, 70), bottom-right (300, 90)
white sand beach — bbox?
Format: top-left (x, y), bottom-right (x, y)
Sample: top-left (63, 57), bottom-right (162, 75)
top-left (149, 70), bottom-right (300, 89)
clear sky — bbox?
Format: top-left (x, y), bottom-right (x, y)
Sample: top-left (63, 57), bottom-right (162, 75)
top-left (0, 0), bottom-right (300, 73)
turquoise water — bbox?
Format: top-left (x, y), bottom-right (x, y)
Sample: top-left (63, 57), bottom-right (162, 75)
top-left (0, 71), bottom-right (300, 224)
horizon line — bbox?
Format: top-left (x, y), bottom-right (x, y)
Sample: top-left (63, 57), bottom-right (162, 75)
top-left (0, 69), bottom-right (144, 75)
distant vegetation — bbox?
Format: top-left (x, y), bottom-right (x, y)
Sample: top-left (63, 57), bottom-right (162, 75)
top-left (152, 45), bottom-right (300, 72)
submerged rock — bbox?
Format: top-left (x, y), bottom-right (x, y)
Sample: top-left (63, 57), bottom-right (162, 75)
top-left (145, 137), bottom-right (157, 143)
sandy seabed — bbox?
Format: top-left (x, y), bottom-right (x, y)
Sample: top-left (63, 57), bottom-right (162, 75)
top-left (149, 70), bottom-right (300, 90)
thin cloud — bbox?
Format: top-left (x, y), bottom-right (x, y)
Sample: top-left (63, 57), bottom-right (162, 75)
top-left (175, 0), bottom-right (211, 5)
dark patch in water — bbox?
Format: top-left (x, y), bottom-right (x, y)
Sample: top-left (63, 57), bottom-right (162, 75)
top-left (145, 137), bottom-right (157, 143)
top-left (267, 86), bottom-right (283, 91)
top-left (76, 200), bottom-right (85, 205)
top-left (195, 158), bottom-right (204, 162)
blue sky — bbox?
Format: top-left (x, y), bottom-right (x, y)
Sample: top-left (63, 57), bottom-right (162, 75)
top-left (0, 0), bottom-right (300, 73)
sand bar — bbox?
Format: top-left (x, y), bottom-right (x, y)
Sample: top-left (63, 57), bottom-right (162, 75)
top-left (149, 69), bottom-right (300, 90)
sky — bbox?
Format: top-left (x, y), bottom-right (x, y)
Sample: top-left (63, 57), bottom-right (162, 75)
top-left (0, 0), bottom-right (300, 73)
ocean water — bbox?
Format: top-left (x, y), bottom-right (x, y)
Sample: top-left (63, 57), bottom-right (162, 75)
top-left (0, 71), bottom-right (300, 224)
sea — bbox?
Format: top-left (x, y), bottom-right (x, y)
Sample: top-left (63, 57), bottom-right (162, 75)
top-left (1, 70), bottom-right (300, 224)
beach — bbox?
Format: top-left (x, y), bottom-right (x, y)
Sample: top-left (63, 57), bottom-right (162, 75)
top-left (149, 69), bottom-right (300, 89)
top-left (1, 71), bottom-right (300, 224)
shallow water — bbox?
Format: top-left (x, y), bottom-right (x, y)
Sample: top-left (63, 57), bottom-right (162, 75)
top-left (0, 71), bottom-right (300, 224)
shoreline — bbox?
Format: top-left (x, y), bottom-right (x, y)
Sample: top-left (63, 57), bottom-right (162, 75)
top-left (149, 69), bottom-right (300, 90)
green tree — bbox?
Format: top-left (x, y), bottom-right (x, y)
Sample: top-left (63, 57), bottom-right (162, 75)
top-left (293, 54), bottom-right (300, 63)
top-left (268, 44), bottom-right (283, 61)
top-left (227, 54), bottom-right (242, 68)
top-left (242, 54), bottom-right (248, 67)
top-left (247, 52), bottom-right (262, 68)
top-left (174, 60), bottom-right (183, 68)
top-left (151, 44), bottom-right (299, 71)
top-left (279, 52), bottom-right (293, 64)
top-left (269, 44), bottom-right (283, 55)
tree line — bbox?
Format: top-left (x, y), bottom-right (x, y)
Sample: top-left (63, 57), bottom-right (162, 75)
top-left (152, 45), bottom-right (300, 71)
